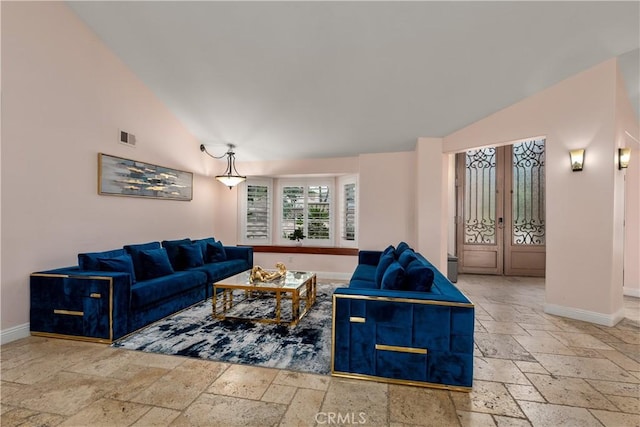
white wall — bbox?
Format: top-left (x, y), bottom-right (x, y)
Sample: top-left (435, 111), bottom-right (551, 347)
top-left (616, 66), bottom-right (640, 297)
top-left (358, 151), bottom-right (416, 250)
top-left (1, 2), bottom-right (220, 339)
top-left (443, 58), bottom-right (639, 326)
top-left (415, 138), bottom-right (449, 271)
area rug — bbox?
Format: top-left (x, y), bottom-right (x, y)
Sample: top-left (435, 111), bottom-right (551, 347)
top-left (112, 282), bottom-right (340, 375)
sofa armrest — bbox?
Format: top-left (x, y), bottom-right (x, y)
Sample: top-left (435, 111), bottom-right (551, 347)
top-left (358, 250), bottom-right (382, 266)
top-left (224, 246), bottom-right (253, 267)
top-left (332, 286), bottom-right (474, 390)
top-left (30, 269), bottom-right (132, 342)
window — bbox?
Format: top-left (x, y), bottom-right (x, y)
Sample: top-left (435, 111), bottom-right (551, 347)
top-left (239, 176), bottom-right (357, 247)
top-left (343, 183), bottom-right (356, 241)
top-left (338, 175), bottom-right (358, 247)
top-left (238, 179), bottom-right (272, 244)
top-left (280, 181), bottom-right (332, 245)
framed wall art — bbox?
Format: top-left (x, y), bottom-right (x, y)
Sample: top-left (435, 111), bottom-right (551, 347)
top-left (98, 153), bottom-right (193, 201)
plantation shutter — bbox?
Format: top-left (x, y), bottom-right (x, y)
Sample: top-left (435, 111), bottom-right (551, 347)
top-left (282, 186), bottom-right (305, 240)
top-left (343, 183), bottom-right (356, 241)
top-left (246, 184), bottom-right (270, 241)
top-left (307, 185), bottom-right (331, 240)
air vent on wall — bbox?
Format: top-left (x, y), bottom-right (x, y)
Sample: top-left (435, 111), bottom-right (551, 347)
top-left (119, 130), bottom-right (136, 147)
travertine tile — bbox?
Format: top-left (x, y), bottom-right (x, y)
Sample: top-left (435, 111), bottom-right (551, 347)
top-left (104, 365), bottom-right (171, 401)
top-left (321, 378), bottom-right (388, 426)
top-left (513, 334), bottom-right (576, 356)
top-left (172, 393), bottom-right (286, 426)
top-left (388, 384), bottom-right (457, 425)
top-left (113, 348), bottom-right (188, 370)
top-left (585, 379), bottom-right (640, 398)
top-left (533, 354), bottom-right (640, 383)
top-left (1, 275), bottom-right (637, 427)
top-left (1, 343), bottom-right (107, 385)
top-left (208, 364), bottom-right (278, 400)
top-left (278, 388), bottom-right (325, 426)
top-left (272, 370), bottom-right (330, 391)
top-left (548, 331), bottom-right (613, 350)
top-left (474, 357), bottom-right (530, 385)
top-left (1, 371), bottom-right (120, 416)
top-left (131, 407), bottom-right (181, 427)
top-left (604, 328), bottom-right (640, 345)
top-left (474, 333), bottom-right (535, 361)
top-left (0, 406), bottom-right (66, 427)
top-left (131, 359), bottom-right (227, 410)
top-left (456, 410), bottom-right (497, 427)
top-left (513, 361), bottom-right (548, 374)
top-left (606, 395), bottom-right (640, 414)
top-left (493, 415), bottom-right (532, 427)
top-left (505, 384), bottom-right (545, 402)
top-left (525, 373), bottom-right (617, 410)
top-left (450, 381), bottom-right (524, 418)
top-left (261, 383), bottom-right (297, 404)
top-left (591, 409), bottom-right (640, 427)
top-left (597, 348), bottom-right (640, 372)
top-left (477, 320), bottom-right (529, 335)
top-left (518, 401), bottom-right (603, 427)
top-left (59, 398), bottom-right (151, 426)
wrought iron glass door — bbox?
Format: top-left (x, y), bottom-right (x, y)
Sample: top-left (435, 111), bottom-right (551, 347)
top-left (456, 139), bottom-right (546, 276)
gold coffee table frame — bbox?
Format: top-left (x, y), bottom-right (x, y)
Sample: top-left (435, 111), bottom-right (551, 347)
top-left (212, 270), bottom-right (317, 326)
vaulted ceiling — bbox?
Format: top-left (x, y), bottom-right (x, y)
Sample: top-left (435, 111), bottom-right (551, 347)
top-left (68, 1), bottom-right (639, 161)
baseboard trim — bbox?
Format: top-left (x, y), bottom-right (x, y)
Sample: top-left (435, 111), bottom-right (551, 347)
top-left (623, 286), bottom-right (640, 298)
top-left (316, 271), bottom-right (351, 281)
top-left (1, 323), bottom-right (30, 345)
top-left (544, 304), bottom-right (625, 327)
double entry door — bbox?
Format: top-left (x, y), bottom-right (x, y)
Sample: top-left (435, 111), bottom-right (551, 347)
top-left (456, 139), bottom-right (546, 277)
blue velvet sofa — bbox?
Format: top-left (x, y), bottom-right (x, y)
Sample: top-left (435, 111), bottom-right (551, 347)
top-left (30, 237), bottom-right (252, 343)
top-left (331, 243), bottom-right (474, 391)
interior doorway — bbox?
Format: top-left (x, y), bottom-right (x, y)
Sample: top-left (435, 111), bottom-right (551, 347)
top-left (456, 139), bottom-right (546, 277)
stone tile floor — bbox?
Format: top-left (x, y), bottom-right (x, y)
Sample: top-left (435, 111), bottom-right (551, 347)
top-left (1, 275), bottom-right (639, 426)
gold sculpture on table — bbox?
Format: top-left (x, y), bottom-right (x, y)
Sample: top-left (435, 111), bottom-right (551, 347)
top-left (250, 262), bottom-right (287, 283)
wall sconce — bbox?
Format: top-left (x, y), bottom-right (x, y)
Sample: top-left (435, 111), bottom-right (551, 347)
top-left (200, 143), bottom-right (247, 189)
top-left (618, 148), bottom-right (631, 169)
top-left (569, 149), bottom-right (585, 172)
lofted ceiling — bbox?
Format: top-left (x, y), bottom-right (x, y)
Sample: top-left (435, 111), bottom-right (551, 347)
top-left (67, 1), bottom-right (639, 161)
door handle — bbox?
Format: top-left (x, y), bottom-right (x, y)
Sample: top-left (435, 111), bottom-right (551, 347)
top-left (498, 217), bottom-right (504, 229)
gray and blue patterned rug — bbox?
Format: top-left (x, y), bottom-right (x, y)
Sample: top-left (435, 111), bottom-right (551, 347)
top-left (112, 282), bottom-right (339, 375)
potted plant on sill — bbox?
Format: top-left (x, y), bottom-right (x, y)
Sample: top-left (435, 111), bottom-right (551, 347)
top-left (288, 228), bottom-right (306, 246)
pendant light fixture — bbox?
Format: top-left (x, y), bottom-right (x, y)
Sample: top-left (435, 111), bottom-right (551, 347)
top-left (200, 143), bottom-right (247, 189)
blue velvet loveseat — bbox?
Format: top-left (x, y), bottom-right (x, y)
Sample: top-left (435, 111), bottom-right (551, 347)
top-left (331, 243), bottom-right (474, 391)
top-left (30, 237), bottom-right (252, 343)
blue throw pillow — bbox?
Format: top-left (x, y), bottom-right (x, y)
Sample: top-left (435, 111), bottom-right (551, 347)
top-left (394, 241), bottom-right (411, 258)
top-left (398, 248), bottom-right (417, 268)
top-left (206, 240), bottom-right (227, 263)
top-left (78, 248), bottom-right (126, 271)
top-left (382, 245), bottom-right (395, 256)
top-left (161, 238), bottom-right (192, 270)
top-left (98, 254), bottom-right (137, 283)
top-left (139, 248), bottom-right (175, 280)
top-left (405, 261), bottom-right (435, 292)
top-left (124, 241), bottom-right (162, 280)
top-left (180, 243), bottom-right (204, 268)
top-left (375, 252), bottom-right (395, 287)
top-left (381, 261), bottom-right (406, 290)
top-left (193, 237), bottom-right (216, 259)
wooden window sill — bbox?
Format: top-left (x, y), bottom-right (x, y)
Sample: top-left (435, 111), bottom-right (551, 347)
top-left (241, 245), bottom-right (358, 256)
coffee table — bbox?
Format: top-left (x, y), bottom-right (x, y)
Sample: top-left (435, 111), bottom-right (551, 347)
top-left (212, 270), bottom-right (317, 326)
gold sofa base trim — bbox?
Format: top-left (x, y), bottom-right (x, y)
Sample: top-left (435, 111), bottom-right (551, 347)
top-left (30, 331), bottom-right (113, 345)
top-left (331, 370), bottom-right (472, 393)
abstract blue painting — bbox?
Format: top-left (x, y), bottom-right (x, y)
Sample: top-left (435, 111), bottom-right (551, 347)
top-left (98, 153), bottom-right (193, 201)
